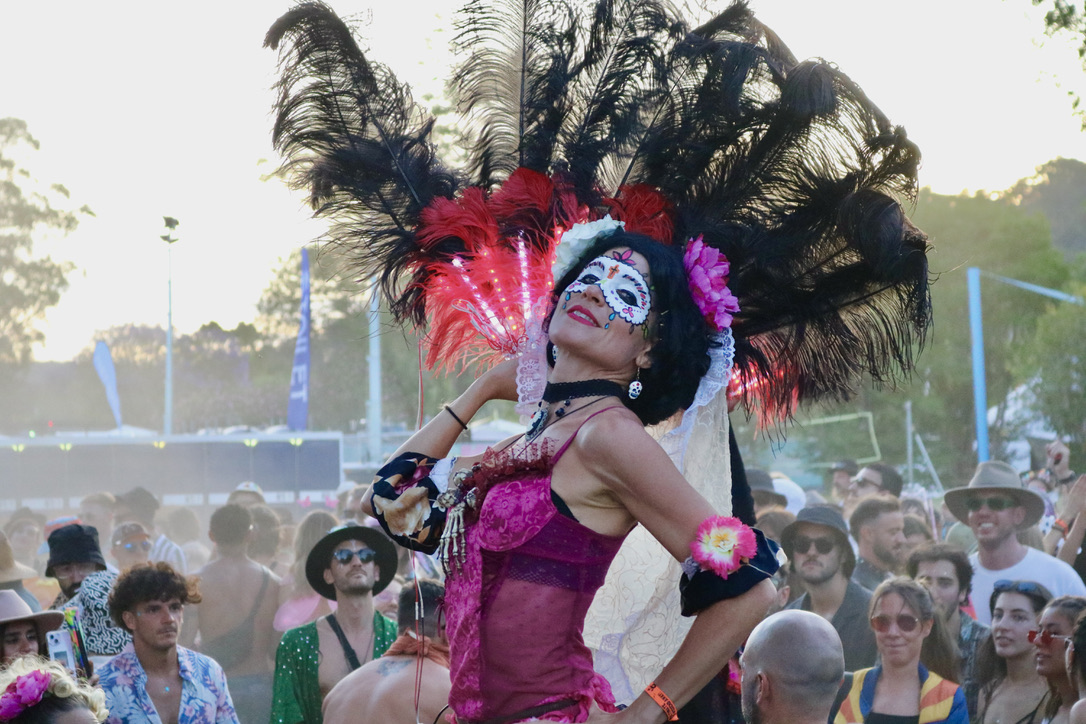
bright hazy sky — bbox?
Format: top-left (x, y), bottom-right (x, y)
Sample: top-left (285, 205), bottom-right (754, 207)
top-left (3, 0), bottom-right (1085, 361)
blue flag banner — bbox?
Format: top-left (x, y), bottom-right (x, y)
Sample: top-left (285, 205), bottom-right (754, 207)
top-left (287, 248), bottom-right (311, 431)
top-left (93, 341), bottom-right (123, 429)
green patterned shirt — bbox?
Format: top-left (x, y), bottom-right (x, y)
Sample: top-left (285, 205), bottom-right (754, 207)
top-left (270, 612), bottom-right (397, 724)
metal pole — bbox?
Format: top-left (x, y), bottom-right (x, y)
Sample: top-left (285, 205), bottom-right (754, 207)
top-left (161, 217), bottom-right (179, 436)
top-left (905, 400), bottom-right (914, 488)
top-left (367, 292), bottom-right (382, 464)
top-left (967, 267), bottom-right (988, 462)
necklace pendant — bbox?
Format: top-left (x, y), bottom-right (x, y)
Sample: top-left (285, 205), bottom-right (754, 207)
top-left (526, 407), bottom-right (548, 442)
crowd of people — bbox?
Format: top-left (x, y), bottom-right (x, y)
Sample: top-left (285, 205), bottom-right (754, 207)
top-left (2, 441), bottom-right (1086, 724)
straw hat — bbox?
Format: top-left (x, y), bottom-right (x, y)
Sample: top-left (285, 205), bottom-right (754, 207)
top-left (943, 461), bottom-right (1045, 530)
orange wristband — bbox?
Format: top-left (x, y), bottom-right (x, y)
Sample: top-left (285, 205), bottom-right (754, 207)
top-left (645, 682), bottom-right (679, 721)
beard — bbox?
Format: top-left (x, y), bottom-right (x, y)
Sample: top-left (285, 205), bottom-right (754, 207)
top-left (741, 673), bottom-right (762, 724)
top-left (796, 554), bottom-right (842, 586)
top-left (873, 540), bottom-right (902, 571)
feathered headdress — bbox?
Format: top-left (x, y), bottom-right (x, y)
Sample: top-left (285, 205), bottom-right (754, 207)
top-left (265, 0), bottom-right (931, 422)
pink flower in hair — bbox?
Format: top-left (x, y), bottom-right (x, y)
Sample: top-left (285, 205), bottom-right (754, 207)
top-left (683, 236), bottom-right (739, 331)
top-left (0, 670), bottom-right (51, 721)
top-left (690, 516), bottom-right (756, 579)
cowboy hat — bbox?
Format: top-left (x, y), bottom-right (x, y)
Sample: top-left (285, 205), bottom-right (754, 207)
top-left (944, 460), bottom-right (1045, 530)
top-left (305, 523), bottom-right (397, 600)
top-left (0, 590), bottom-right (64, 646)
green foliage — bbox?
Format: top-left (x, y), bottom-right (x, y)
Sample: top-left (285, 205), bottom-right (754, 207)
top-left (1014, 283), bottom-right (1086, 443)
top-left (1031, 0), bottom-right (1086, 124)
top-left (1006, 158), bottom-right (1086, 257)
top-left (780, 188), bottom-right (1070, 487)
top-left (0, 118), bottom-right (90, 364)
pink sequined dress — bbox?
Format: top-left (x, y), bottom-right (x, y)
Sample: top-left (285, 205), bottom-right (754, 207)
top-left (444, 414), bottom-right (628, 723)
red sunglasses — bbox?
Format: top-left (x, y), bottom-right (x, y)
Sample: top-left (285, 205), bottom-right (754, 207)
top-left (1028, 629), bottom-right (1070, 647)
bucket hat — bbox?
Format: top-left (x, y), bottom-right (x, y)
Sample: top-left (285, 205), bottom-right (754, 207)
top-left (305, 523), bottom-right (397, 600)
top-left (779, 505), bottom-right (856, 578)
top-left (944, 461), bottom-right (1045, 530)
top-left (45, 524), bottom-right (106, 578)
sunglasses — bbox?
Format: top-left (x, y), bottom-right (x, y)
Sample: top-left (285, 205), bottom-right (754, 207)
top-left (870, 613), bottom-right (921, 633)
top-left (1028, 629), bottom-right (1071, 647)
top-left (964, 496), bottom-right (1017, 512)
top-left (122, 541), bottom-right (152, 552)
top-left (332, 548), bottom-right (377, 565)
top-left (849, 476), bottom-right (882, 491)
top-left (792, 535), bottom-right (835, 555)
top-left (994, 580), bottom-right (1045, 596)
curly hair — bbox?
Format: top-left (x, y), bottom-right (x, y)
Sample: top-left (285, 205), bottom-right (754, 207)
top-left (0, 656), bottom-right (108, 723)
top-left (545, 230), bottom-right (712, 426)
top-left (108, 562), bottom-right (201, 632)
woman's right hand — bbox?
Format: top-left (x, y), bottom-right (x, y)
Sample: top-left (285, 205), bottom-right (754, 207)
top-left (477, 357), bottom-right (522, 402)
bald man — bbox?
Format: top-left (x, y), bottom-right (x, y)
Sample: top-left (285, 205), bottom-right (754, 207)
top-left (740, 610), bottom-right (845, 724)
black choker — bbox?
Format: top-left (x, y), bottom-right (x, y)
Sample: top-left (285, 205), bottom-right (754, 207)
top-left (542, 380), bottom-right (624, 403)
top-left (526, 380), bottom-right (624, 443)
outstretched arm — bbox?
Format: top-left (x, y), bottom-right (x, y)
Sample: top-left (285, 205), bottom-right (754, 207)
top-left (578, 413), bottom-right (776, 722)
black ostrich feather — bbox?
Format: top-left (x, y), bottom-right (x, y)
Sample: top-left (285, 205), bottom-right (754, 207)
top-left (266, 0), bottom-right (932, 420)
top-left (264, 1), bottom-right (458, 310)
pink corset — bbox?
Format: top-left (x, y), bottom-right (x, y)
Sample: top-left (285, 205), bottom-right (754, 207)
top-left (444, 413), bottom-right (628, 722)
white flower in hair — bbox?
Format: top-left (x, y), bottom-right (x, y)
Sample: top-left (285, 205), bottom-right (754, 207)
top-left (552, 216), bottom-right (625, 281)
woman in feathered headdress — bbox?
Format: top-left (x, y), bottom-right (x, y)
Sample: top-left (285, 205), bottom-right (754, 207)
top-left (265, 1), bottom-right (933, 721)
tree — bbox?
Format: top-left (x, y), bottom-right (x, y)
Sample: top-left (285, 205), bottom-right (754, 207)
top-left (1014, 282), bottom-right (1086, 445)
top-left (0, 118), bottom-right (90, 363)
top-left (773, 187), bottom-right (1071, 487)
top-left (1031, 0), bottom-right (1086, 123)
top-left (1006, 158), bottom-right (1086, 258)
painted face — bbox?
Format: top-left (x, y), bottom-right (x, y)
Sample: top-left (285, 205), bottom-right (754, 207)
top-left (564, 251), bottom-right (651, 327)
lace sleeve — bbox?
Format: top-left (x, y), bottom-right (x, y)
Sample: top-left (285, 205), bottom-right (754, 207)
top-left (370, 452), bottom-right (453, 554)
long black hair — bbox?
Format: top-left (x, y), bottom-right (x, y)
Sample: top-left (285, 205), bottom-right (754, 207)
top-left (545, 229), bottom-right (711, 427)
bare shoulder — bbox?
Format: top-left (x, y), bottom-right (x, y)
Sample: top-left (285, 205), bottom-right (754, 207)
top-left (573, 407), bottom-right (679, 489)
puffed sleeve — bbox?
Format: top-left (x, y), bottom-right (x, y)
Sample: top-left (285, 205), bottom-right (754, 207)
top-left (369, 452), bottom-right (452, 554)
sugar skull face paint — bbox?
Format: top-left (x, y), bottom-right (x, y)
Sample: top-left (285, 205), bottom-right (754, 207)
top-left (564, 252), bottom-right (651, 326)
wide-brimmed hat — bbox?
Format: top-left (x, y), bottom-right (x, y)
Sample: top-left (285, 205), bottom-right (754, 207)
top-left (45, 524), bottom-right (106, 578)
top-left (305, 523), bottom-right (397, 600)
top-left (780, 505), bottom-right (856, 578)
top-left (0, 590), bottom-right (64, 642)
top-left (944, 461), bottom-right (1045, 530)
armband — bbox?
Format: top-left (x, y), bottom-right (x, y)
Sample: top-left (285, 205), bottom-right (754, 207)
top-left (645, 682), bottom-right (680, 722)
top-left (679, 521), bottom-right (780, 616)
top-left (370, 452), bottom-right (448, 554)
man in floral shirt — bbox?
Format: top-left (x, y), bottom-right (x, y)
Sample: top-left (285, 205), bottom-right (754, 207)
top-left (97, 563), bottom-right (238, 724)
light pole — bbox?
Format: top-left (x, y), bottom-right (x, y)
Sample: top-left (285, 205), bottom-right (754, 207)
top-left (161, 217), bottom-right (179, 435)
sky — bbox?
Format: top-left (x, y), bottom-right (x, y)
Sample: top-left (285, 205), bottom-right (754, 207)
top-left (3, 0), bottom-right (1085, 362)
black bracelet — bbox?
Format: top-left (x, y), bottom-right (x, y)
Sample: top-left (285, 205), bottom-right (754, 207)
top-left (443, 404), bottom-right (469, 431)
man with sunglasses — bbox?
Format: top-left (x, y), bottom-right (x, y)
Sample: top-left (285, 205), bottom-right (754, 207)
top-left (271, 523), bottom-right (398, 724)
top-left (111, 522), bottom-right (153, 571)
top-left (944, 460), bottom-right (1086, 626)
top-left (781, 506), bottom-right (879, 671)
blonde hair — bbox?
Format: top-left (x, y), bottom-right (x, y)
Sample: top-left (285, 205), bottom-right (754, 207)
top-left (0, 656), bottom-right (108, 722)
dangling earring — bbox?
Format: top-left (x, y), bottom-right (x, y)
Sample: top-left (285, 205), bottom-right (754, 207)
top-left (551, 345), bottom-right (559, 363)
top-left (628, 368), bottom-right (643, 400)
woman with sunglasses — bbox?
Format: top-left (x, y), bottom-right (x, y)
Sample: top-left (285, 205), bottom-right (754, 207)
top-left (976, 580), bottom-right (1053, 724)
top-left (1032, 596), bottom-right (1086, 724)
top-left (835, 578), bottom-right (966, 724)
top-left (1065, 608), bottom-right (1086, 724)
